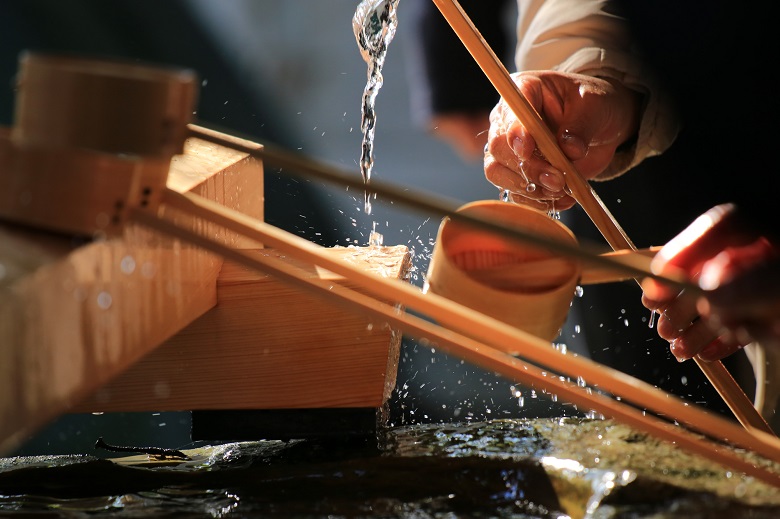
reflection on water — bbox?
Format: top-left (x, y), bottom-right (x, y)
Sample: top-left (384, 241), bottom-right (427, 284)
top-left (1, 419), bottom-right (778, 518)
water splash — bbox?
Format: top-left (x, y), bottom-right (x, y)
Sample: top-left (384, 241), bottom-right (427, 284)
top-left (368, 221), bottom-right (384, 246)
top-left (648, 309), bottom-right (657, 328)
top-left (353, 0), bottom-right (400, 218)
top-left (547, 202), bottom-right (561, 220)
top-left (517, 160), bottom-right (537, 193)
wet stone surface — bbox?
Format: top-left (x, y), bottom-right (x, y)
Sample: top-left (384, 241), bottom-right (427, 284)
top-left (1, 418), bottom-right (778, 518)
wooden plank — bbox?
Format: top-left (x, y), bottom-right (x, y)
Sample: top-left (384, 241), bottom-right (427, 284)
top-left (0, 133), bottom-right (263, 455)
top-left (73, 245), bottom-right (411, 412)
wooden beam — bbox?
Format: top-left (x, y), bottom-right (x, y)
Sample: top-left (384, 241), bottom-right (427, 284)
top-left (0, 132), bottom-right (263, 455)
top-left (73, 245), bottom-right (411, 412)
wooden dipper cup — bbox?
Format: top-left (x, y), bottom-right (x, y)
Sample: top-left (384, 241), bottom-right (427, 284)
top-left (426, 200), bottom-right (580, 341)
top-left (11, 52), bottom-right (196, 157)
top-left (1, 52), bottom-right (197, 237)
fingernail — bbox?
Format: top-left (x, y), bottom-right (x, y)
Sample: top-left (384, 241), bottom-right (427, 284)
top-left (512, 137), bottom-right (524, 159)
top-left (670, 339), bottom-right (689, 362)
top-left (539, 170), bottom-right (564, 192)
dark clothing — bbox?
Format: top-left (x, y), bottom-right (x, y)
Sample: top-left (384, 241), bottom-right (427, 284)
top-left (618, 1), bottom-right (779, 240)
top-left (404, 0), bottom-right (512, 127)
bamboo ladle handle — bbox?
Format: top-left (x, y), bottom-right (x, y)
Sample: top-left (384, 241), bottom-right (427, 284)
top-left (430, 0), bottom-right (774, 435)
top-left (467, 246), bottom-right (661, 289)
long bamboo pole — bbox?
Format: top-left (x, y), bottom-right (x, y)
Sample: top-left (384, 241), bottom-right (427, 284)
top-left (130, 200), bottom-right (780, 488)
top-left (429, 0), bottom-right (772, 435)
top-left (188, 125), bottom-right (693, 293)
top-left (152, 188), bottom-right (780, 462)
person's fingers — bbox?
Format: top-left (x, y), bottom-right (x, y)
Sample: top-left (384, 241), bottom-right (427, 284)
top-left (650, 290), bottom-right (748, 362)
top-left (558, 130), bottom-right (588, 161)
top-left (640, 262), bottom-right (690, 309)
top-left (516, 154), bottom-right (566, 197)
top-left (699, 239), bottom-right (776, 295)
top-left (697, 293), bottom-right (780, 353)
top-left (484, 152), bottom-right (528, 193)
top-left (694, 244), bottom-right (780, 346)
top-left (652, 204), bottom-right (750, 273)
top-left (506, 191), bottom-right (561, 212)
top-left (506, 126), bottom-right (536, 162)
top-left (502, 74), bottom-right (558, 164)
top-left (667, 320), bottom-right (722, 361)
top-left (485, 133), bottom-right (567, 200)
top-left (698, 335), bottom-right (751, 362)
top-left (654, 291), bottom-right (700, 342)
top-left (696, 336), bottom-right (746, 362)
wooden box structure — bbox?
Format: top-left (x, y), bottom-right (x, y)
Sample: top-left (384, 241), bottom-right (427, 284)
top-left (73, 246), bottom-right (407, 414)
top-left (0, 54), bottom-right (410, 455)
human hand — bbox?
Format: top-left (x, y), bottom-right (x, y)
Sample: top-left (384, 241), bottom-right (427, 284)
top-left (484, 71), bottom-right (641, 211)
top-left (641, 204), bottom-right (780, 362)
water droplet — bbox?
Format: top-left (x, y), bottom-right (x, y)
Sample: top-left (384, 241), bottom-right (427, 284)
top-left (369, 221), bottom-right (384, 246)
top-left (120, 255), bottom-right (136, 275)
top-left (516, 159), bottom-right (532, 191)
top-left (96, 291), bottom-right (112, 310)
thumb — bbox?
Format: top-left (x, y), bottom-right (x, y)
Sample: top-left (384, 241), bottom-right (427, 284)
top-left (558, 129), bottom-right (588, 161)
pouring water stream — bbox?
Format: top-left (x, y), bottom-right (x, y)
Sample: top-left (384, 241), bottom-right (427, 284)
top-left (353, 0), bottom-right (400, 245)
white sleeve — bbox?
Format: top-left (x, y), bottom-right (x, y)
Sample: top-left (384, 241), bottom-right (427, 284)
top-left (515, 0), bottom-right (680, 179)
